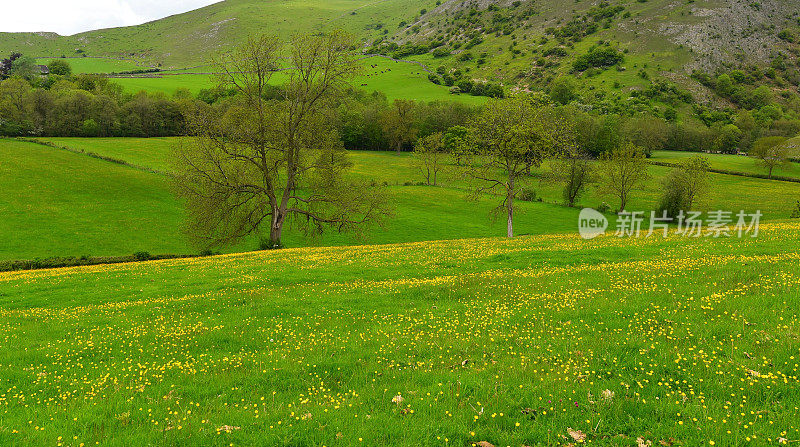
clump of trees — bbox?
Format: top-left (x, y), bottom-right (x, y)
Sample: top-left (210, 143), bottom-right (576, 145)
top-left (572, 46), bottom-right (624, 72)
top-left (0, 56), bottom-right (190, 137)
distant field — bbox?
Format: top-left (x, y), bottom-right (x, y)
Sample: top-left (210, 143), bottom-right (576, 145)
top-left (1, 219), bottom-right (798, 445)
top-left (651, 150), bottom-right (800, 180)
top-left (36, 57), bottom-right (149, 74)
top-left (110, 56), bottom-right (484, 103)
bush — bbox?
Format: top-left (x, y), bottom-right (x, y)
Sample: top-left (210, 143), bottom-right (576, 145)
top-left (596, 202), bottom-right (611, 213)
top-left (517, 188), bottom-right (539, 202)
top-left (432, 47), bottom-right (450, 58)
top-left (133, 251), bottom-right (151, 261)
top-left (573, 46), bottom-right (624, 72)
top-left (791, 201), bottom-right (800, 218)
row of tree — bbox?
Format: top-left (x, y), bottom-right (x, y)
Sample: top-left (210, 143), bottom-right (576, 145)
top-left (2, 52), bottom-right (797, 162)
top-left (0, 75), bottom-right (189, 137)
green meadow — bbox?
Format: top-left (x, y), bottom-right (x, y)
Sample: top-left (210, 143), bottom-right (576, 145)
top-left (651, 150), bottom-right (800, 180)
top-left (0, 218), bottom-right (798, 446)
top-left (36, 57), bottom-right (148, 74)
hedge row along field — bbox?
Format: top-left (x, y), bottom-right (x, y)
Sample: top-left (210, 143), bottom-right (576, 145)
top-left (0, 223), bottom-right (798, 446)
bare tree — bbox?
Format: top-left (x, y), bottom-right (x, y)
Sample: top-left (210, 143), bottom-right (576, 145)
top-left (546, 149), bottom-right (593, 207)
top-left (597, 142), bottom-right (650, 212)
top-left (172, 32), bottom-right (390, 249)
top-left (413, 132), bottom-right (447, 186)
top-left (462, 95), bottom-right (575, 238)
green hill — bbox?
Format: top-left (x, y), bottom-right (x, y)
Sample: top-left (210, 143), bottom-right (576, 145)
top-left (0, 0), bottom-right (428, 68)
top-left (3, 0), bottom-right (798, 111)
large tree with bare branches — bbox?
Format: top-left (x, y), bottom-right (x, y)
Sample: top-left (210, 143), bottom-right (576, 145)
top-left (172, 32), bottom-right (390, 249)
top-left (462, 95), bottom-right (575, 238)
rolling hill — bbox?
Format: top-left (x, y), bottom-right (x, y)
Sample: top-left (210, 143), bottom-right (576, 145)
top-left (2, 0), bottom-right (798, 110)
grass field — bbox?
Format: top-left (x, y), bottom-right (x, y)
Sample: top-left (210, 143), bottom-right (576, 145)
top-left (0, 220), bottom-right (798, 445)
top-left (36, 137), bottom-right (800, 217)
top-left (651, 151), bottom-right (800, 180)
top-left (35, 57), bottom-right (149, 74)
top-left (11, 136), bottom-right (800, 263)
top-left (1, 138), bottom-right (581, 261)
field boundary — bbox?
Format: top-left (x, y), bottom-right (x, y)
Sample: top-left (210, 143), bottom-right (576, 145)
top-left (649, 160), bottom-right (800, 183)
top-left (12, 138), bottom-right (170, 176)
top-left (0, 253), bottom-right (203, 273)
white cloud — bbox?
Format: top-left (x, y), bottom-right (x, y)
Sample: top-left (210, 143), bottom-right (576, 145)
top-left (2, 0), bottom-right (222, 36)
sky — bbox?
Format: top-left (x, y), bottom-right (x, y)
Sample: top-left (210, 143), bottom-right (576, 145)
top-left (2, 0), bottom-right (222, 36)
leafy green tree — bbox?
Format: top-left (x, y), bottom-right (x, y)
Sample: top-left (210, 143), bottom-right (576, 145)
top-left (623, 115), bottom-right (669, 156)
top-left (380, 99), bottom-right (417, 152)
top-left (713, 124), bottom-right (742, 154)
top-left (549, 77), bottom-right (577, 105)
top-left (656, 155), bottom-right (710, 219)
top-left (172, 33), bottom-right (391, 249)
top-left (443, 125), bottom-right (470, 165)
top-left (47, 59), bottom-right (72, 76)
top-left (10, 55), bottom-right (37, 79)
top-left (751, 136), bottom-right (789, 178)
top-left (547, 149), bottom-right (594, 207)
top-left (462, 95), bottom-right (575, 237)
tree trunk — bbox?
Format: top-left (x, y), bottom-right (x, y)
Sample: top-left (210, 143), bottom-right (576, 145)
top-left (269, 212), bottom-right (284, 248)
top-left (506, 192), bottom-right (514, 238)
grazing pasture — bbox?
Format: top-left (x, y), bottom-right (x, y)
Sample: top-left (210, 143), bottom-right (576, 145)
top-left (35, 137), bottom-right (800, 217)
top-left (108, 56), bottom-right (482, 103)
top-left (0, 221), bottom-right (798, 445)
top-left (35, 57), bottom-right (148, 74)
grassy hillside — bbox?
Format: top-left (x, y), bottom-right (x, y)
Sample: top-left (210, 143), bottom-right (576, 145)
top-left (651, 150), bottom-right (800, 180)
top-left (0, 139), bottom-right (190, 258)
top-left (0, 0), bottom-right (433, 67)
top-left (0, 221), bottom-right (798, 445)
top-left (4, 0), bottom-right (798, 113)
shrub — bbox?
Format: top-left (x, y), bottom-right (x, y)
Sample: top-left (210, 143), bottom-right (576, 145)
top-left (791, 201), bottom-right (800, 219)
top-left (572, 46), bottom-right (624, 72)
top-left (517, 188), bottom-right (539, 202)
top-left (133, 251), bottom-right (151, 261)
